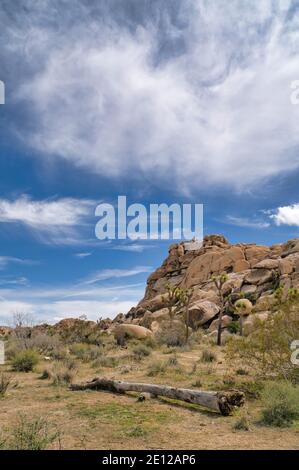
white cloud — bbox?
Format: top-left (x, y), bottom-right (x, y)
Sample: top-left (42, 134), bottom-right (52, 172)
top-left (0, 195), bottom-right (95, 244)
top-left (271, 203), bottom-right (299, 226)
top-left (82, 266), bottom-right (152, 285)
top-left (0, 256), bottom-right (38, 269)
top-left (111, 244), bottom-right (155, 253)
top-left (0, 277), bottom-right (146, 324)
top-left (226, 216), bottom-right (270, 229)
top-left (4, 0), bottom-right (299, 192)
top-left (74, 252), bottom-right (92, 258)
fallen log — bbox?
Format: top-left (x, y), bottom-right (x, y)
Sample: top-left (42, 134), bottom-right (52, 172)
top-left (70, 377), bottom-right (245, 416)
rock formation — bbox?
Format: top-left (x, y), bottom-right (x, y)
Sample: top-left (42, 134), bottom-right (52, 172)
top-left (125, 234), bottom-right (299, 336)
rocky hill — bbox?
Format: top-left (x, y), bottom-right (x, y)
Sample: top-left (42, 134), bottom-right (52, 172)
top-left (1, 234), bottom-right (299, 340)
top-left (124, 234), bottom-right (299, 337)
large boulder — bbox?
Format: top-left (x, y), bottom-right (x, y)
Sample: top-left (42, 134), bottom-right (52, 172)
top-left (234, 298), bottom-right (253, 315)
top-left (183, 246), bottom-right (249, 288)
top-left (281, 239), bottom-right (299, 257)
top-left (113, 324), bottom-right (153, 343)
top-left (253, 259), bottom-right (279, 270)
top-left (188, 301), bottom-right (220, 328)
top-left (138, 293), bottom-right (168, 312)
top-left (190, 287), bottom-right (220, 305)
top-left (208, 315), bottom-right (232, 332)
top-left (243, 312), bottom-right (269, 336)
top-left (244, 245), bottom-right (270, 267)
top-left (244, 268), bottom-right (273, 285)
top-left (254, 294), bottom-right (276, 312)
top-left (139, 308), bottom-right (169, 329)
top-left (278, 258), bottom-right (294, 275)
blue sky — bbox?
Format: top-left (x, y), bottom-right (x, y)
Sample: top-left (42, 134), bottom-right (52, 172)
top-left (0, 0), bottom-right (299, 324)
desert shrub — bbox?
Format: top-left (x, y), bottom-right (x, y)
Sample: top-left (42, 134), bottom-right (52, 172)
top-left (143, 336), bottom-right (157, 349)
top-left (236, 368), bottom-right (249, 376)
top-left (92, 356), bottom-right (118, 368)
top-left (156, 322), bottom-right (185, 347)
top-left (40, 368), bottom-right (51, 380)
top-left (226, 291), bottom-right (299, 382)
top-left (201, 349), bottom-right (217, 363)
top-left (7, 415), bottom-right (60, 450)
top-left (0, 373), bottom-right (16, 397)
top-left (227, 320), bottom-right (240, 334)
top-left (132, 344), bottom-right (151, 360)
top-left (166, 354), bottom-right (179, 367)
top-left (260, 382), bottom-right (299, 427)
top-left (59, 319), bottom-right (103, 345)
top-left (0, 433), bottom-right (6, 449)
top-left (26, 333), bottom-right (61, 354)
top-left (222, 375), bottom-right (236, 388)
top-left (51, 361), bottom-right (77, 386)
top-left (238, 380), bottom-right (264, 400)
top-left (70, 343), bottom-right (102, 362)
top-left (191, 378), bottom-right (202, 388)
top-left (7, 327), bottom-right (61, 357)
top-left (125, 426), bottom-right (148, 438)
top-left (147, 361), bottom-right (167, 377)
top-left (51, 346), bottom-right (69, 361)
top-left (233, 409), bottom-right (251, 431)
top-left (12, 350), bottom-right (39, 372)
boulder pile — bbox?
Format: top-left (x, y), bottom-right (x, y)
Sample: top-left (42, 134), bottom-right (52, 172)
top-left (123, 234), bottom-right (299, 337)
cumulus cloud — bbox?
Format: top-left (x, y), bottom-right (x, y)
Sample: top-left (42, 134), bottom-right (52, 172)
top-left (271, 203), bottom-right (299, 226)
top-left (0, 195), bottom-right (95, 244)
top-left (2, 0), bottom-right (299, 192)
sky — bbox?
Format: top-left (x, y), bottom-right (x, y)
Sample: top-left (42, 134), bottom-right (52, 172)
top-left (0, 0), bottom-right (299, 324)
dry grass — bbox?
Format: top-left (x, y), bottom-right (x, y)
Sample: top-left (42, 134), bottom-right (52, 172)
top-left (0, 339), bottom-right (298, 450)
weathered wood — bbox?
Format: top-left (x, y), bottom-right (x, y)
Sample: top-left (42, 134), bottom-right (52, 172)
top-left (70, 377), bottom-right (245, 416)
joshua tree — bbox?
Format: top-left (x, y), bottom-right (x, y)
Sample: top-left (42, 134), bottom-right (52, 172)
top-left (163, 284), bottom-right (181, 326)
top-left (177, 287), bottom-right (194, 343)
top-left (211, 273), bottom-right (228, 346)
top-left (234, 299), bottom-right (253, 336)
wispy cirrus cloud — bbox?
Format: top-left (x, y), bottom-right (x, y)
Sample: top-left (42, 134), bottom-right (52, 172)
top-left (74, 252), bottom-right (92, 258)
top-left (226, 216), bottom-right (270, 229)
top-left (81, 266), bottom-right (152, 285)
top-left (111, 244), bottom-right (155, 253)
top-left (2, 0), bottom-right (299, 193)
top-left (0, 255), bottom-right (38, 269)
top-left (0, 195), bottom-right (95, 245)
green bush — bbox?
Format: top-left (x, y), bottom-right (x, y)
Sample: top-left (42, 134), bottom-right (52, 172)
top-left (0, 373), bottom-right (15, 397)
top-left (156, 322), bottom-right (186, 347)
top-left (260, 382), bottom-right (299, 427)
top-left (92, 356), bottom-right (118, 368)
top-left (70, 343), bottom-right (102, 362)
top-left (226, 290), bottom-right (299, 382)
top-left (201, 349), bottom-right (217, 363)
top-left (43, 359), bottom-right (78, 386)
top-left (147, 361), bottom-right (167, 377)
top-left (132, 344), bottom-right (151, 360)
top-left (227, 320), bottom-right (240, 334)
top-left (233, 413), bottom-right (250, 431)
top-left (11, 350), bottom-right (39, 372)
top-left (7, 415), bottom-right (60, 450)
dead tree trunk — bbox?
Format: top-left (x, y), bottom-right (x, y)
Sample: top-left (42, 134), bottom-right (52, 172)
top-left (70, 377), bottom-right (245, 416)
